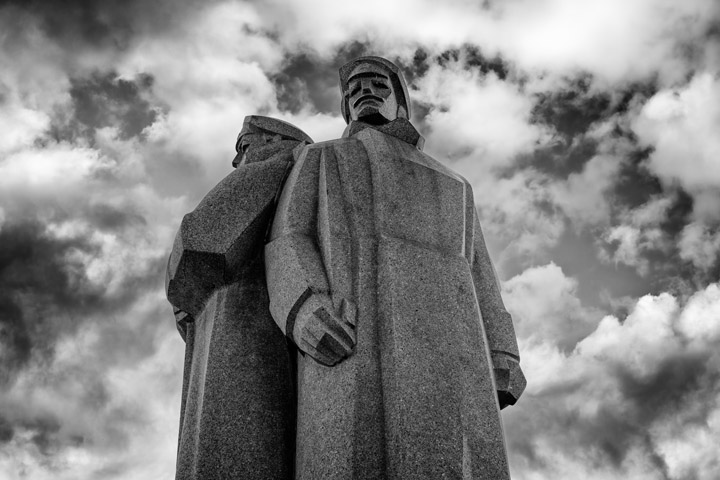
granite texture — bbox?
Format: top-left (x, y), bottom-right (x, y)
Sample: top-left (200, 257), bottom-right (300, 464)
top-left (233, 116), bottom-right (313, 168)
top-left (167, 116), bottom-right (312, 479)
top-left (339, 56), bottom-right (412, 124)
top-left (266, 118), bottom-right (524, 478)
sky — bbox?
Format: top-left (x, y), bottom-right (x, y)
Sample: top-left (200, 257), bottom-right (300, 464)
top-left (0, 0), bottom-right (719, 478)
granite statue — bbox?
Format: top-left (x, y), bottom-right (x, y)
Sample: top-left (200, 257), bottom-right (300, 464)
top-left (166, 116), bottom-right (312, 479)
top-left (167, 56), bottom-right (526, 479)
top-left (265, 55), bottom-right (525, 479)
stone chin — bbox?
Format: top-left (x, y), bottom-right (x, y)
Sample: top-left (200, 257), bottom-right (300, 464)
top-left (355, 103), bottom-right (394, 125)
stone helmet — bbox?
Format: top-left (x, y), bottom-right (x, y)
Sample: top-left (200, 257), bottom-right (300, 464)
top-left (339, 56), bottom-right (412, 124)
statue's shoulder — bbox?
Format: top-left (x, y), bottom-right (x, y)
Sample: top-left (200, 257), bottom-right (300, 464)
top-left (408, 148), bottom-right (472, 188)
top-left (304, 137), bottom-right (361, 150)
top-left (294, 137), bottom-right (363, 163)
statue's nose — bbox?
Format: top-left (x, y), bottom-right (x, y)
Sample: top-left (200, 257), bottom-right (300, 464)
top-left (361, 79), bottom-right (373, 94)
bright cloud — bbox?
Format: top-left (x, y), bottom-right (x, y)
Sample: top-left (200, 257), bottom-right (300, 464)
top-left (506, 280), bottom-right (720, 480)
top-left (634, 73), bottom-right (720, 195)
top-left (417, 62), bottom-right (549, 170)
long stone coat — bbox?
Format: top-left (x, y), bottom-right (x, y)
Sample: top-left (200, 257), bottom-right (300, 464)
top-left (167, 139), bottom-right (306, 479)
top-left (265, 119), bottom-right (520, 479)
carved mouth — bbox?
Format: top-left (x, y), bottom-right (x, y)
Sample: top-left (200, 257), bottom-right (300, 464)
top-left (353, 94), bottom-right (383, 109)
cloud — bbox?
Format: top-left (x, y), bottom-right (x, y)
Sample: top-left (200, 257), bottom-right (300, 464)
top-left (633, 73), bottom-right (720, 198)
top-left (0, 308), bottom-right (182, 480)
top-left (416, 58), bottom-right (549, 170)
top-left (506, 279), bottom-right (720, 480)
top-left (503, 263), bottom-right (601, 351)
top-left (677, 222), bottom-right (720, 271)
top-left (491, 0), bottom-right (718, 86)
top-left (0, 220), bottom-right (103, 385)
top-left (262, 0), bottom-right (719, 87)
top-left (550, 153), bottom-right (621, 227)
top-left (599, 196), bottom-right (674, 276)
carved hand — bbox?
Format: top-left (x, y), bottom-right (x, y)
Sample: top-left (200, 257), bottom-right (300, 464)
top-left (172, 307), bottom-right (193, 341)
top-left (491, 352), bottom-right (527, 409)
top-left (292, 294), bottom-right (357, 366)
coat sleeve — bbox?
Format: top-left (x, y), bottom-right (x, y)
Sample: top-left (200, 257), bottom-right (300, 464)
top-left (470, 210), bottom-right (520, 360)
top-left (166, 150), bottom-right (294, 322)
top-left (265, 146), bottom-right (331, 336)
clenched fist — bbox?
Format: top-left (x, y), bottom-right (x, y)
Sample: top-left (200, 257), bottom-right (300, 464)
top-left (291, 294), bottom-right (357, 366)
top-left (491, 352), bottom-right (526, 409)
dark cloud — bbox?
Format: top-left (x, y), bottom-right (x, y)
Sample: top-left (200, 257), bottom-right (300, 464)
top-left (610, 147), bottom-right (661, 208)
top-left (8, 380), bottom-right (141, 456)
top-left (0, 221), bottom-right (96, 383)
top-left (618, 351), bottom-right (719, 425)
top-left (524, 79), bottom-right (657, 179)
top-left (27, 415), bottom-right (62, 456)
top-left (400, 45), bottom-right (512, 129)
top-left (659, 190), bottom-right (694, 237)
top-left (514, 136), bottom-right (600, 179)
top-left (271, 41), bottom-right (370, 115)
top-left (0, 414), bottom-right (14, 444)
top-left (508, 348), bottom-right (718, 476)
top-left (0, 0), bottom-right (206, 49)
top-left (532, 75), bottom-right (609, 139)
top-left (83, 203), bottom-right (147, 232)
top-left (271, 53), bottom-right (341, 115)
top-left (396, 48), bottom-right (430, 86)
top-left (47, 71), bottom-right (158, 143)
top-left (0, 213), bottom-right (164, 386)
top-left (435, 45), bottom-right (510, 81)
top-left (548, 229), bottom-right (652, 310)
top-left (585, 350), bottom-right (719, 470)
top-left (393, 48), bottom-right (433, 126)
top-left (0, 216), bottom-right (167, 457)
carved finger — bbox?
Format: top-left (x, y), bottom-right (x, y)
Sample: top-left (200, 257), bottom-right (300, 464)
top-left (299, 336), bottom-right (340, 366)
top-left (302, 322), bottom-right (325, 349)
top-left (340, 298), bottom-right (357, 329)
top-left (317, 331), bottom-right (353, 359)
top-left (314, 307), bottom-right (355, 351)
top-left (300, 323), bottom-right (347, 365)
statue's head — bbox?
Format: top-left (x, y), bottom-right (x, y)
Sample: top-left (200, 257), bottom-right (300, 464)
top-left (233, 115), bottom-right (312, 167)
top-left (339, 56), bottom-right (411, 125)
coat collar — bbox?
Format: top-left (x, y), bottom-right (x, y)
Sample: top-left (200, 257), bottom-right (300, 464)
top-left (342, 118), bottom-right (425, 151)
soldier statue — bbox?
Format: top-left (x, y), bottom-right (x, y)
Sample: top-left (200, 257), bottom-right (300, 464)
top-left (167, 56), bottom-right (525, 480)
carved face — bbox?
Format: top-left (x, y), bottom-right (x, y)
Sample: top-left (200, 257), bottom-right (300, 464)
top-left (346, 63), bottom-right (398, 125)
top-left (233, 132), bottom-right (281, 167)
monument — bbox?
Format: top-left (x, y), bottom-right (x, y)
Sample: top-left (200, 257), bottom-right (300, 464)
top-left (167, 56), bottom-right (526, 479)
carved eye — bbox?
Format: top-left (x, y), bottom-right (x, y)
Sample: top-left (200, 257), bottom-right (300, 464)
top-left (350, 84), bottom-right (361, 96)
top-left (241, 143), bottom-right (250, 154)
top-left (372, 81), bottom-right (389, 90)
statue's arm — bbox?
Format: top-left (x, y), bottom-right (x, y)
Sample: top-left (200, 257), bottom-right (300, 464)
top-left (470, 210), bottom-right (526, 408)
top-left (265, 147), bottom-right (356, 365)
top-left (166, 144), bottom-right (296, 324)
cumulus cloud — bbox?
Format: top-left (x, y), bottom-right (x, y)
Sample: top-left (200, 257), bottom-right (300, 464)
top-left (503, 263), bottom-right (601, 351)
top-left (0, 308), bottom-right (183, 480)
top-left (599, 196), bottom-right (674, 276)
top-left (262, 0), bottom-right (719, 87)
top-left (506, 279), bottom-right (720, 480)
top-left (677, 222), bottom-right (720, 270)
top-left (633, 73), bottom-right (720, 197)
top-left (416, 59), bottom-right (549, 170)
top-left (492, 0), bottom-right (718, 86)
top-left (550, 153), bottom-right (621, 227)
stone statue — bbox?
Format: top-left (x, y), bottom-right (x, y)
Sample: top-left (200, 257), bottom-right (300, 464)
top-left (167, 56), bottom-right (525, 480)
top-left (264, 55), bottom-right (525, 479)
top-left (166, 116), bottom-right (312, 479)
